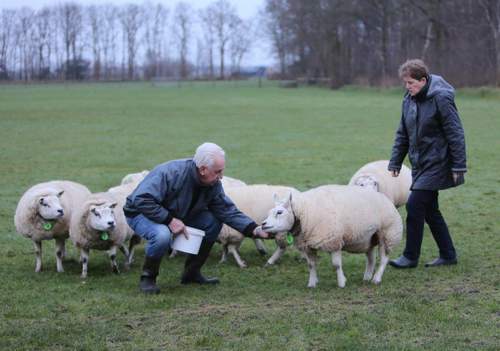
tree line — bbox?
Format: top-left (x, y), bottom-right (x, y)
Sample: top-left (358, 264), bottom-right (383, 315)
top-left (1, 0), bottom-right (499, 87)
top-left (0, 0), bottom-right (255, 82)
top-left (262, 0), bottom-right (500, 87)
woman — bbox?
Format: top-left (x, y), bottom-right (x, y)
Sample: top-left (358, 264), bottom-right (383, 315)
top-left (388, 59), bottom-right (467, 268)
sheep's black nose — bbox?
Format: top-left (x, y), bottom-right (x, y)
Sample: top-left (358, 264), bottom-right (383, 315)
top-left (108, 221), bottom-right (115, 228)
top-left (58, 209), bottom-right (64, 216)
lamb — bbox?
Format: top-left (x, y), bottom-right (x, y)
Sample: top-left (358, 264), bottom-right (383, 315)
top-left (348, 160), bottom-right (411, 207)
top-left (120, 170), bottom-right (149, 185)
top-left (220, 175), bottom-right (247, 188)
top-left (218, 184), bottom-right (300, 268)
top-left (69, 189), bottom-right (140, 278)
top-left (261, 185), bottom-right (403, 288)
top-left (14, 180), bottom-right (91, 273)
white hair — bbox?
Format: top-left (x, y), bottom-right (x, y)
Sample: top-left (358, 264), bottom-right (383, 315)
top-left (193, 142), bottom-right (225, 168)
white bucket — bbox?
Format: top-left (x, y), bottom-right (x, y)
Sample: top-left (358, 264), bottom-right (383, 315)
top-left (171, 226), bottom-right (205, 254)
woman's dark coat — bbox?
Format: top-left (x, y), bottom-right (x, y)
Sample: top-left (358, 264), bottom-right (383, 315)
top-left (388, 74), bottom-right (467, 190)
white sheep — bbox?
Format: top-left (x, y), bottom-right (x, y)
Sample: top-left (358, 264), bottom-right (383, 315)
top-left (120, 170), bottom-right (149, 185)
top-left (218, 184), bottom-right (300, 268)
top-left (69, 190), bottom-right (139, 278)
top-left (348, 160), bottom-right (411, 207)
top-left (261, 185), bottom-right (403, 288)
top-left (14, 180), bottom-right (91, 273)
top-left (220, 175), bottom-right (247, 188)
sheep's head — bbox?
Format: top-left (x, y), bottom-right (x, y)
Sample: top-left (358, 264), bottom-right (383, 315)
top-left (354, 175), bottom-right (379, 192)
top-left (261, 192), bottom-right (295, 233)
top-left (88, 202), bottom-right (117, 231)
top-left (37, 191), bottom-right (64, 220)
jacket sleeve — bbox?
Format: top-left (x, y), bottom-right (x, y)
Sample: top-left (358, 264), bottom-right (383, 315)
top-left (388, 109), bottom-right (409, 171)
top-left (436, 92), bottom-right (467, 172)
top-left (208, 187), bottom-right (257, 237)
top-left (126, 170), bottom-right (173, 224)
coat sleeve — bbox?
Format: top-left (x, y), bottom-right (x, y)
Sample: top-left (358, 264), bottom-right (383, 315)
top-left (125, 169), bottom-right (173, 224)
top-left (208, 186), bottom-right (257, 237)
top-left (436, 92), bottom-right (467, 172)
top-left (388, 108), bottom-right (409, 172)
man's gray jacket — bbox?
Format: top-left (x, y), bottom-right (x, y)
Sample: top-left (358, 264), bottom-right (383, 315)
top-left (124, 159), bottom-right (257, 236)
top-left (388, 74), bottom-right (467, 190)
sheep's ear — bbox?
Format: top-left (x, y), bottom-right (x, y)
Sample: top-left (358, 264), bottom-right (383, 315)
top-left (109, 202), bottom-right (118, 209)
top-left (282, 192), bottom-right (292, 209)
top-left (57, 190), bottom-right (64, 197)
top-left (273, 193), bottom-right (279, 203)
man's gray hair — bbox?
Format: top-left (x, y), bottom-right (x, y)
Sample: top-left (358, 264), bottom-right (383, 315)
top-left (193, 142), bottom-right (225, 169)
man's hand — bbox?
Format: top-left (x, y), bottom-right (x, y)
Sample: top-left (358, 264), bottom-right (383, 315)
top-left (168, 218), bottom-right (188, 239)
top-left (391, 170), bottom-right (400, 177)
top-left (452, 172), bottom-right (465, 185)
top-left (253, 226), bottom-right (269, 239)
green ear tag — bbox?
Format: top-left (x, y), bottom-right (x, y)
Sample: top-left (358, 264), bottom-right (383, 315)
top-left (286, 233), bottom-right (294, 245)
top-left (43, 222), bottom-right (53, 231)
top-left (100, 232), bottom-right (109, 241)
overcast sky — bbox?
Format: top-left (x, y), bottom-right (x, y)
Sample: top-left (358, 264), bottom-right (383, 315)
top-left (0, 0), bottom-right (273, 66)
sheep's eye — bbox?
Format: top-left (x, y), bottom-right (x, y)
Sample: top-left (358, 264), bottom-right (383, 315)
top-left (276, 210), bottom-right (283, 215)
top-left (93, 211), bottom-right (101, 218)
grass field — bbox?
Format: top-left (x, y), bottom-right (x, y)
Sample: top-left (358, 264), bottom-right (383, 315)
top-left (0, 81), bottom-right (498, 350)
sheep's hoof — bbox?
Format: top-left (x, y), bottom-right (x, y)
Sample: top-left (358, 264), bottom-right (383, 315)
top-left (258, 249), bottom-right (268, 256)
top-left (238, 263), bottom-right (248, 269)
top-left (371, 278), bottom-right (382, 285)
top-left (112, 266), bottom-right (120, 274)
top-left (307, 284), bottom-right (317, 288)
top-left (123, 263), bottom-right (131, 272)
top-left (57, 268), bottom-right (65, 273)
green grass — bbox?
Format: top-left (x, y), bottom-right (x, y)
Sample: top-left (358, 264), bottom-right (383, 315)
top-left (0, 81), bottom-right (498, 350)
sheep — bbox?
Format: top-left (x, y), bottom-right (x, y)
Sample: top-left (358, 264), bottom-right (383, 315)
top-left (218, 184), bottom-right (300, 268)
top-left (69, 189), bottom-right (139, 278)
top-left (261, 185), bottom-right (403, 288)
top-left (120, 170), bottom-right (149, 186)
top-left (14, 180), bottom-right (91, 273)
top-left (220, 175), bottom-right (247, 188)
top-left (348, 160), bottom-right (411, 208)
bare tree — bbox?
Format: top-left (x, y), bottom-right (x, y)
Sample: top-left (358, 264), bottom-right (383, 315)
top-left (59, 3), bottom-right (83, 79)
top-left (199, 6), bottom-right (216, 79)
top-left (143, 3), bottom-right (169, 79)
top-left (101, 4), bottom-right (119, 80)
top-left (120, 4), bottom-right (143, 80)
top-left (87, 5), bottom-right (102, 80)
top-left (262, 0), bottom-right (290, 77)
top-left (172, 2), bottom-right (192, 79)
top-left (229, 18), bottom-right (254, 75)
top-left (207, 0), bottom-right (239, 79)
top-left (479, 0), bottom-right (500, 86)
top-left (0, 9), bottom-right (16, 79)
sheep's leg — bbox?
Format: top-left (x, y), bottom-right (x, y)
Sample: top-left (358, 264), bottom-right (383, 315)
top-left (304, 250), bottom-right (318, 288)
top-left (253, 238), bottom-right (268, 256)
top-left (33, 240), bottom-right (42, 272)
top-left (266, 246), bottom-right (287, 266)
top-left (55, 238), bottom-right (65, 273)
top-left (108, 246), bottom-right (120, 274)
top-left (80, 249), bottom-right (89, 279)
top-left (228, 244), bottom-right (247, 268)
top-left (363, 246), bottom-right (376, 281)
top-left (219, 244), bottom-right (228, 264)
top-left (119, 244), bottom-right (131, 270)
top-left (331, 250), bottom-right (346, 288)
top-left (127, 234), bottom-right (141, 265)
top-left (169, 249), bottom-right (178, 258)
top-left (372, 244), bottom-right (389, 285)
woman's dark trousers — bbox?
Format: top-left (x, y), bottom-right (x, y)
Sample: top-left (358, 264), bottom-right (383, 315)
top-left (403, 190), bottom-right (457, 261)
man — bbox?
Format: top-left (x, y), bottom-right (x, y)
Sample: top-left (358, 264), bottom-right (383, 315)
top-left (388, 59), bottom-right (467, 269)
top-left (124, 142), bottom-right (268, 293)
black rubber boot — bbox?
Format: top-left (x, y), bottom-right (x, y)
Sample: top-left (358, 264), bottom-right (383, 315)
top-left (181, 240), bottom-right (219, 285)
top-left (139, 256), bottom-right (162, 294)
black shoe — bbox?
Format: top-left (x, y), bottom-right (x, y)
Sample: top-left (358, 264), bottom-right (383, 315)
top-left (139, 256), bottom-right (161, 294)
top-left (140, 275), bottom-right (160, 294)
top-left (181, 272), bottom-right (220, 285)
top-left (389, 255), bottom-right (418, 269)
top-left (425, 257), bottom-right (457, 267)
